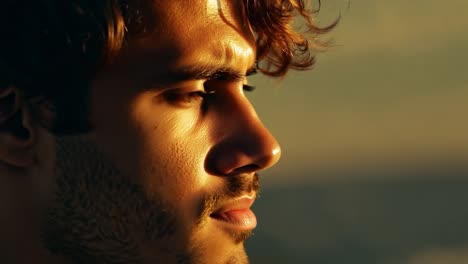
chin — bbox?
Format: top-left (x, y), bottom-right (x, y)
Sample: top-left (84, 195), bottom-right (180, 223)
top-left (186, 244), bottom-right (250, 264)
top-left (181, 221), bottom-right (252, 264)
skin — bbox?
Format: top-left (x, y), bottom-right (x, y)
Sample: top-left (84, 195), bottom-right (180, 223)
top-left (0, 0), bottom-right (281, 263)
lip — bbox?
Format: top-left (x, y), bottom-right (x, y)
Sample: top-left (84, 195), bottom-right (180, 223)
top-left (209, 193), bottom-right (257, 231)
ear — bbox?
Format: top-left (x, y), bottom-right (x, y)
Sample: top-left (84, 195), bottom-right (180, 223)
top-left (0, 86), bottom-right (37, 167)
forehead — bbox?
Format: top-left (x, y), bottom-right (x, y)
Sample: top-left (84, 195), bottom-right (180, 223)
top-left (111, 0), bottom-right (256, 81)
top-left (160, 0), bottom-right (252, 46)
top-left (150, 0), bottom-right (247, 29)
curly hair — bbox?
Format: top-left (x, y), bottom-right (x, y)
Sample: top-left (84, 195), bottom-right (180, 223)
top-left (0, 0), bottom-right (336, 134)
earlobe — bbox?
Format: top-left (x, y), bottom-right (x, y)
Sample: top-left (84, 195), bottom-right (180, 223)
top-left (0, 86), bottom-right (19, 123)
top-left (0, 86), bottom-right (37, 168)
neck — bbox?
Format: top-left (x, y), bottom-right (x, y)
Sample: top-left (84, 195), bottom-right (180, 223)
top-left (0, 221), bottom-right (71, 264)
top-left (0, 131), bottom-right (63, 263)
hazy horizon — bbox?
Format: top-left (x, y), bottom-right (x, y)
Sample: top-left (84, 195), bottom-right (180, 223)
top-left (246, 1), bottom-right (468, 262)
top-left (247, 0), bottom-right (468, 186)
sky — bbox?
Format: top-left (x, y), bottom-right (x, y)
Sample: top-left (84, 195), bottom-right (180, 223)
top-left (247, 0), bottom-right (468, 185)
top-left (246, 2), bottom-right (468, 262)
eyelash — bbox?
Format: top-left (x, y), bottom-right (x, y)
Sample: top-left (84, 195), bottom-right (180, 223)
top-left (242, 84), bottom-right (256, 92)
top-left (163, 84), bottom-right (255, 107)
top-left (163, 91), bottom-right (205, 105)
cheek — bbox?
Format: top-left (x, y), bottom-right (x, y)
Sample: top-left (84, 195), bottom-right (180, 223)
top-left (132, 103), bottom-right (212, 207)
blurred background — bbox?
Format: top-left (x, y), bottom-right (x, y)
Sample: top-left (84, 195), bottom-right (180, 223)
top-left (245, 0), bottom-right (468, 263)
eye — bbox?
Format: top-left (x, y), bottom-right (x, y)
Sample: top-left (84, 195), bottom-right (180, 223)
top-left (243, 66), bottom-right (257, 92)
top-left (163, 90), bottom-right (207, 107)
top-left (242, 84), bottom-right (256, 92)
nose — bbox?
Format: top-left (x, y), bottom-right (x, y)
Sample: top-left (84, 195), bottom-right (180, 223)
top-left (205, 92), bottom-right (281, 176)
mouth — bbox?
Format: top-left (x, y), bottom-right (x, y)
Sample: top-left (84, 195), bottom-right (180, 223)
top-left (209, 193), bottom-right (257, 231)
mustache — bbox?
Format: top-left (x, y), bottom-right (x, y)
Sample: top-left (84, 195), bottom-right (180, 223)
top-left (198, 173), bottom-right (260, 222)
top-left (226, 172), bottom-right (260, 197)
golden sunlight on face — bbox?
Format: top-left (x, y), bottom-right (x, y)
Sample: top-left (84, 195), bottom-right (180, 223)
top-left (42, 0), bottom-right (280, 264)
top-left (206, 0), bottom-right (220, 16)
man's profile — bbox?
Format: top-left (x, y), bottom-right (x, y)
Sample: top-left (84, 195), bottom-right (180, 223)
top-left (0, 0), bottom-right (334, 263)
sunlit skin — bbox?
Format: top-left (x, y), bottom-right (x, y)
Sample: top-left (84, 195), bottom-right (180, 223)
top-left (0, 0), bottom-right (280, 263)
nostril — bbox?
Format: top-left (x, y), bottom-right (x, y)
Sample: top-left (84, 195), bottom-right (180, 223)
top-left (229, 164), bottom-right (260, 175)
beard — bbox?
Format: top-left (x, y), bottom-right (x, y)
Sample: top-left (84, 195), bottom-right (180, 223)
top-left (41, 136), bottom-right (259, 264)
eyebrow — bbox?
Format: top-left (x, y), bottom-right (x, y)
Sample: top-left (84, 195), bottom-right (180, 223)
top-left (153, 62), bottom-right (258, 86)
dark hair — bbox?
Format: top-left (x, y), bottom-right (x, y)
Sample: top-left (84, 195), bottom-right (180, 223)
top-left (0, 0), bottom-right (336, 135)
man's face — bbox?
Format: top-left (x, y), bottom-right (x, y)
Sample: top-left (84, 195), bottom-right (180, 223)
top-left (43, 0), bottom-right (280, 263)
